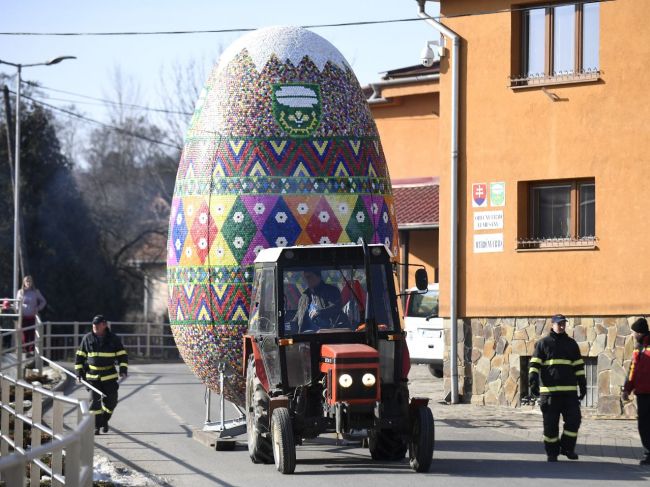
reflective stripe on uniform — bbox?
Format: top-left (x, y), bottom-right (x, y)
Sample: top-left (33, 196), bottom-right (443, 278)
top-left (119, 362), bottom-right (128, 368)
top-left (87, 352), bottom-right (118, 358)
top-left (74, 364), bottom-right (84, 370)
top-left (89, 409), bottom-right (102, 415)
top-left (86, 374), bottom-right (100, 380)
top-left (101, 373), bottom-right (118, 381)
top-left (572, 359), bottom-right (584, 366)
top-left (529, 368), bottom-right (539, 376)
top-left (76, 350), bottom-right (87, 357)
top-left (540, 385), bottom-right (578, 392)
top-left (116, 350), bottom-right (127, 356)
top-left (575, 370), bottom-right (585, 376)
top-left (543, 435), bottom-right (559, 443)
top-left (102, 405), bottom-right (113, 414)
top-left (88, 364), bottom-right (115, 371)
top-left (530, 357), bottom-right (543, 364)
top-left (543, 359), bottom-right (573, 366)
top-left (562, 430), bottom-right (578, 438)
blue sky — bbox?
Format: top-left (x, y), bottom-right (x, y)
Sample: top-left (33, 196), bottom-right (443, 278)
top-left (1, 0), bottom-right (439, 125)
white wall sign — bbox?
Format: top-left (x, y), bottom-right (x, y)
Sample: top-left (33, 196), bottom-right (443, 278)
top-left (474, 211), bottom-right (504, 230)
top-left (473, 233), bottom-right (504, 253)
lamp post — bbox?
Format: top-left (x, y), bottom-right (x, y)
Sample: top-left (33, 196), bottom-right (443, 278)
top-left (0, 56), bottom-right (76, 298)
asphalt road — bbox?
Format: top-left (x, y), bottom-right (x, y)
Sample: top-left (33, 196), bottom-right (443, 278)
top-left (63, 363), bottom-right (650, 487)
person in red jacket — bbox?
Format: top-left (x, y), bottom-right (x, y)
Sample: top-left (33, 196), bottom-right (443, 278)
top-left (623, 317), bottom-right (650, 466)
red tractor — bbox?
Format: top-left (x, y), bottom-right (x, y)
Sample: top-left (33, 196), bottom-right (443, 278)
top-left (242, 243), bottom-right (434, 473)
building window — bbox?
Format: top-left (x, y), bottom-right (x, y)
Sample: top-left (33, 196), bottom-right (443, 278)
top-left (581, 357), bottom-right (598, 408)
top-left (520, 355), bottom-right (598, 408)
top-left (518, 179), bottom-right (596, 250)
top-left (512, 2), bottom-right (600, 87)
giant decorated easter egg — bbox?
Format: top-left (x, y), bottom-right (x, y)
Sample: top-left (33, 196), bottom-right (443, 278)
top-left (167, 26), bottom-right (399, 406)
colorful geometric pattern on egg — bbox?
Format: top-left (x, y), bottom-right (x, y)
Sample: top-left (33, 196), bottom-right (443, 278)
top-left (167, 25), bottom-right (398, 407)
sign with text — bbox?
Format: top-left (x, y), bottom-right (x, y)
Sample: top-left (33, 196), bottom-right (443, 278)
top-left (472, 183), bottom-right (488, 207)
top-left (490, 182), bottom-right (506, 207)
top-left (473, 233), bottom-right (504, 253)
top-left (474, 211), bottom-right (504, 230)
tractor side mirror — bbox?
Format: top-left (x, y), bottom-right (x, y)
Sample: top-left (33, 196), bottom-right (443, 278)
top-left (415, 269), bottom-right (428, 291)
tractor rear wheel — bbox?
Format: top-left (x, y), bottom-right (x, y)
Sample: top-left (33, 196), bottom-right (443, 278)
top-left (408, 405), bottom-right (434, 472)
top-left (246, 358), bottom-right (273, 464)
top-left (271, 407), bottom-right (296, 474)
top-left (368, 429), bottom-right (407, 461)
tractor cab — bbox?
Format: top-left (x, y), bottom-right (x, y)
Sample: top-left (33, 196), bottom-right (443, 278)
top-left (243, 243), bottom-right (434, 474)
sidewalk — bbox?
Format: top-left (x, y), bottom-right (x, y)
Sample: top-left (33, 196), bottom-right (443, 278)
top-left (408, 365), bottom-right (646, 464)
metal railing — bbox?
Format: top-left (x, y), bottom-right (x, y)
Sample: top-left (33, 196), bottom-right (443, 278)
top-left (0, 299), bottom-right (94, 486)
top-left (0, 375), bottom-right (94, 486)
top-left (39, 321), bottom-right (179, 361)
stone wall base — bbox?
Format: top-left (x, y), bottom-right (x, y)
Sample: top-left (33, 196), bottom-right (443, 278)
top-left (442, 316), bottom-right (642, 417)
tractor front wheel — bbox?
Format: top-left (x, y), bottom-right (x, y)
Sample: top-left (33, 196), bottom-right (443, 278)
top-left (271, 407), bottom-right (296, 474)
top-left (246, 358), bottom-right (273, 464)
top-left (408, 405), bottom-right (434, 472)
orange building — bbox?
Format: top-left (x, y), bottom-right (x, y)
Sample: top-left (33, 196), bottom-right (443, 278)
top-left (368, 65), bottom-right (441, 290)
top-left (371, 0), bottom-right (650, 415)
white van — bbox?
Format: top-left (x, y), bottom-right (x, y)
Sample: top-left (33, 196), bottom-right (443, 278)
top-left (404, 284), bottom-right (444, 378)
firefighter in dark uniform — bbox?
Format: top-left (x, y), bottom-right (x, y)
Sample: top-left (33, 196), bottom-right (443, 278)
top-left (75, 315), bottom-right (128, 434)
top-left (529, 314), bottom-right (586, 462)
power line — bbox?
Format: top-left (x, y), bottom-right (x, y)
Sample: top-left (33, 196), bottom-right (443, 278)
top-left (7, 89), bottom-right (182, 150)
top-left (0, 2), bottom-right (613, 36)
top-left (0, 18), bottom-right (421, 36)
top-left (23, 81), bottom-right (193, 116)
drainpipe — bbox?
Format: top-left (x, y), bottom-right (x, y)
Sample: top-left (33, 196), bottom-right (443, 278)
top-left (367, 74), bottom-right (440, 104)
top-left (417, 0), bottom-right (461, 404)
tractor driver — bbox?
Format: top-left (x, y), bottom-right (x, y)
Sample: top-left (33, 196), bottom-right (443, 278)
top-left (291, 270), bottom-right (345, 333)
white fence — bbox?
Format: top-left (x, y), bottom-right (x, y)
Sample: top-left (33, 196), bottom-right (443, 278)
top-left (39, 321), bottom-right (179, 361)
top-left (0, 301), bottom-right (95, 486)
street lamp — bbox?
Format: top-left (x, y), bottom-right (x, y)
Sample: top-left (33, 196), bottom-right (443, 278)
top-left (0, 55), bottom-right (76, 298)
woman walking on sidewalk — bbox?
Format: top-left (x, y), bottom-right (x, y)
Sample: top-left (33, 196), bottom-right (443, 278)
top-left (623, 317), bottom-right (650, 466)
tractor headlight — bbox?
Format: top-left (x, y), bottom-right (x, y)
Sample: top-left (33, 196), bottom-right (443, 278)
top-left (339, 373), bottom-right (353, 388)
top-left (362, 373), bottom-right (376, 387)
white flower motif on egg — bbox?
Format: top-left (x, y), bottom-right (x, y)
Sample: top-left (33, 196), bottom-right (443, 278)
top-left (319, 236), bottom-right (331, 244)
top-left (254, 203), bottom-right (265, 215)
top-left (276, 237), bottom-right (288, 247)
top-left (199, 212), bottom-right (208, 225)
top-left (275, 212), bottom-right (288, 223)
top-left (216, 248), bottom-right (225, 258)
top-left (198, 238), bottom-right (208, 250)
top-left (371, 203), bottom-right (379, 214)
top-left (383, 212), bottom-right (389, 224)
top-left (356, 212), bottom-right (365, 223)
top-left (233, 211), bottom-right (244, 223)
top-left (318, 211), bottom-right (330, 223)
top-left (384, 237), bottom-right (390, 247)
top-left (338, 203), bottom-right (349, 213)
top-left (185, 247), bottom-right (192, 257)
top-left (176, 213), bottom-right (183, 225)
top-left (297, 203), bottom-right (309, 215)
top-left (254, 245), bottom-right (264, 255)
top-left (186, 205), bottom-right (194, 216)
top-left (233, 236), bottom-right (245, 249)
top-left (175, 239), bottom-right (182, 251)
top-left (215, 205), bottom-right (225, 215)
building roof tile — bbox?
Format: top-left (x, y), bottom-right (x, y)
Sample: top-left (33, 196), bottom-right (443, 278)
top-left (393, 177), bottom-right (439, 229)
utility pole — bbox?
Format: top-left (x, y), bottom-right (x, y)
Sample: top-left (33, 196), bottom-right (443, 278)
top-left (2, 84), bottom-right (26, 283)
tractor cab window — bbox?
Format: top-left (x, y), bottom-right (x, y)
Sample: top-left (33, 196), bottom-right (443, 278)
top-left (282, 264), bottom-right (395, 335)
top-left (249, 267), bottom-right (277, 334)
